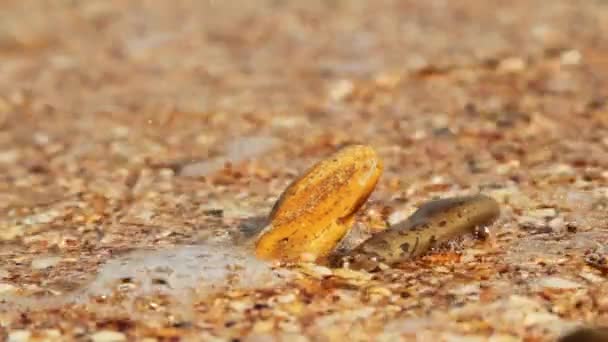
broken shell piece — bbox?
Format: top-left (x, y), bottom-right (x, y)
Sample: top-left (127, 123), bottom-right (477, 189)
top-left (343, 194), bottom-right (500, 270)
top-left (255, 145), bottom-right (383, 262)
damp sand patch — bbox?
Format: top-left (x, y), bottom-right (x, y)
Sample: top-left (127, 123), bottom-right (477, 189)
top-left (0, 243), bottom-right (292, 314)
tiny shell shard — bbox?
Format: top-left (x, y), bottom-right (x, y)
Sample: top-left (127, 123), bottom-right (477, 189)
top-left (255, 145), bottom-right (383, 262)
top-left (344, 194), bottom-right (500, 270)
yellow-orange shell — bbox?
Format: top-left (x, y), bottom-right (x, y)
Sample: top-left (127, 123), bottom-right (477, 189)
top-left (255, 145), bottom-right (383, 262)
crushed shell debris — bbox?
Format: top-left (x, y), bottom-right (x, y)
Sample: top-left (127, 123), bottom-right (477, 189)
top-left (1, 1), bottom-right (608, 340)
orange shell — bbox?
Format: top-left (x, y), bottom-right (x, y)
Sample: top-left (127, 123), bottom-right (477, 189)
top-left (255, 145), bottom-right (383, 262)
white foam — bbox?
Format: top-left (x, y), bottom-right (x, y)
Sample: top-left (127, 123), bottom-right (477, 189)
top-left (0, 243), bottom-right (290, 313)
top-left (87, 244), bottom-right (286, 296)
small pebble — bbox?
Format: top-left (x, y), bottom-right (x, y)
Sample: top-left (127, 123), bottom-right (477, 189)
top-left (329, 79), bottom-right (354, 101)
top-left (0, 149), bottom-right (20, 164)
top-left (0, 268), bottom-right (9, 279)
top-left (526, 208), bottom-right (557, 219)
top-left (298, 263), bottom-right (333, 279)
top-left (31, 256), bottom-right (62, 270)
top-left (276, 293), bottom-right (296, 304)
top-left (579, 271), bottom-right (605, 284)
top-left (497, 57), bottom-right (526, 73)
top-left (0, 283), bottom-right (17, 293)
top-left (332, 267), bottom-right (373, 281)
top-left (90, 330), bottom-right (127, 342)
top-left (547, 217), bottom-right (566, 232)
top-left (537, 276), bottom-right (582, 290)
top-left (387, 209), bottom-right (411, 226)
top-left (7, 330), bottom-right (31, 342)
top-left (448, 283), bottom-right (481, 296)
top-left (560, 50), bottom-right (582, 66)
